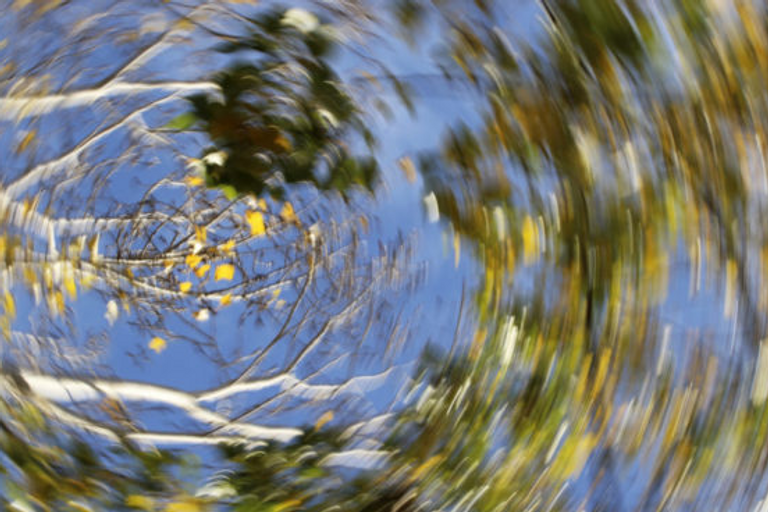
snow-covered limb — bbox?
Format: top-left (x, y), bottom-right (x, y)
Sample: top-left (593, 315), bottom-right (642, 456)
top-left (20, 365), bottom-right (405, 411)
top-left (46, 394), bottom-right (392, 468)
top-left (0, 188), bottom-right (191, 240)
top-left (0, 81), bottom-right (218, 121)
top-left (16, 363), bottom-right (407, 439)
top-left (18, 372), bottom-right (303, 442)
top-left (4, 94), bottom-right (184, 197)
top-left (199, 364), bottom-right (408, 403)
top-left (321, 449), bottom-right (390, 469)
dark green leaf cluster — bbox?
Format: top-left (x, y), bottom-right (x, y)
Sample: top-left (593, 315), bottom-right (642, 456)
top-left (173, 7), bottom-right (378, 200)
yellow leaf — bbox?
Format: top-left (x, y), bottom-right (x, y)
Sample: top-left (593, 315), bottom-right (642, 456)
top-left (274, 134), bottom-right (292, 152)
top-left (725, 258), bottom-right (737, 318)
top-left (149, 337), bottom-right (167, 354)
top-left (165, 501), bottom-right (201, 512)
top-left (185, 175), bottom-right (205, 187)
top-left (54, 290), bottom-right (65, 314)
top-left (179, 281), bottom-right (192, 293)
top-left (280, 202), bottom-right (296, 223)
top-left (17, 129), bottom-right (36, 153)
top-left (273, 500), bottom-right (302, 512)
top-left (4, 292), bottom-right (15, 318)
top-left (453, 231), bottom-right (461, 268)
top-left (245, 210), bottom-right (266, 236)
top-left (23, 266), bottom-right (36, 286)
top-left (88, 233), bottom-right (101, 263)
top-left (522, 215), bottom-right (538, 265)
top-left (215, 264), bottom-right (235, 281)
top-left (194, 225), bottom-right (207, 244)
top-left (126, 494), bottom-right (154, 510)
top-left (185, 253), bottom-right (202, 269)
top-left (398, 156), bottom-right (417, 183)
top-left (219, 293), bottom-right (232, 306)
top-left (174, 17), bottom-right (194, 32)
top-left (219, 239), bottom-right (236, 254)
top-left (409, 455), bottom-right (443, 483)
top-left (195, 263), bottom-right (211, 278)
top-left (81, 273), bottom-right (95, 289)
top-left (64, 275), bottom-right (77, 299)
top-left (554, 433), bottom-right (596, 478)
top-left (314, 411), bottom-right (334, 430)
top-left (257, 198), bottom-right (268, 211)
top-left (0, 316), bottom-right (9, 341)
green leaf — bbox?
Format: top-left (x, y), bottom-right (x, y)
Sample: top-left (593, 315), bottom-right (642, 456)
top-left (219, 184), bottom-right (239, 200)
top-left (164, 112), bottom-right (197, 131)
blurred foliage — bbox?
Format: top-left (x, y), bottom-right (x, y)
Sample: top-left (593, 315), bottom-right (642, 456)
top-left (172, 7), bottom-right (378, 201)
top-left (7, 0), bottom-right (768, 510)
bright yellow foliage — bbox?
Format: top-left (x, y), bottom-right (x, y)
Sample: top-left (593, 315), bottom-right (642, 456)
top-left (272, 500), bottom-right (302, 512)
top-left (246, 210), bottom-right (266, 236)
top-left (126, 494), bottom-right (154, 510)
top-left (215, 264), bottom-right (235, 281)
top-left (64, 275), bottom-right (77, 299)
top-left (165, 501), bottom-right (202, 512)
top-left (4, 291), bottom-right (15, 318)
top-left (194, 225), bottom-right (207, 244)
top-left (521, 215), bottom-right (538, 265)
top-left (280, 202), bottom-right (296, 223)
top-left (185, 253), bottom-right (202, 269)
top-left (149, 337), bottom-right (167, 354)
top-left (219, 239), bottom-right (236, 254)
top-left (179, 281), bottom-right (193, 293)
top-left (185, 176), bottom-right (205, 187)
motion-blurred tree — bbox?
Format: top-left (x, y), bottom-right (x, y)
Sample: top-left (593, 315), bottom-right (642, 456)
top-left (6, 0), bottom-right (768, 511)
top-left (391, 0), bottom-right (768, 509)
top-left (0, 0), bottom-right (412, 477)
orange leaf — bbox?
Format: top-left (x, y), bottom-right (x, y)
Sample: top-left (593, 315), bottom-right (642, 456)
top-left (17, 130), bottom-right (36, 153)
top-left (314, 411), bottom-right (334, 430)
top-left (398, 156), bottom-right (417, 183)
